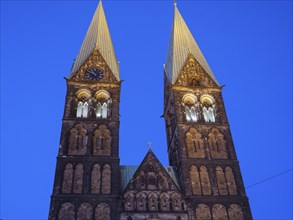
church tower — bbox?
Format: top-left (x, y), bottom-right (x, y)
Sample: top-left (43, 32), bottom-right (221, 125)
top-left (49, 2), bottom-right (121, 219)
top-left (163, 4), bottom-right (253, 219)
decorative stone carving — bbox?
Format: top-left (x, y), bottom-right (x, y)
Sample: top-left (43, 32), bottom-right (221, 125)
top-left (124, 192), bottom-right (135, 211)
top-left (58, 202), bottom-right (75, 220)
top-left (196, 204), bottom-right (212, 220)
top-left (212, 204), bottom-right (228, 220)
top-left (159, 192), bottom-right (170, 211)
top-left (68, 124), bottom-right (88, 155)
top-left (186, 128), bottom-right (205, 158)
top-left (72, 49), bottom-right (118, 83)
top-left (148, 192), bottom-right (158, 211)
top-left (62, 163), bottom-right (73, 193)
top-left (93, 124), bottom-right (111, 156)
top-left (91, 164), bottom-right (101, 194)
top-left (176, 56), bottom-right (215, 87)
top-left (77, 203), bottom-right (93, 220)
top-left (136, 192), bottom-right (147, 211)
top-left (171, 192), bottom-right (182, 211)
top-left (208, 128), bottom-right (228, 159)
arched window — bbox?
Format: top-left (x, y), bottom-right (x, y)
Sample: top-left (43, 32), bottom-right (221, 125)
top-left (182, 94), bottom-right (200, 122)
top-left (76, 89), bottom-right (91, 118)
top-left (91, 164), bottom-right (101, 194)
top-left (200, 94), bottom-right (216, 123)
top-left (186, 127), bottom-right (205, 158)
top-left (73, 163), bottom-right (84, 194)
top-left (95, 203), bottom-right (110, 220)
top-left (68, 123), bottom-right (88, 155)
top-left (189, 165), bottom-right (201, 195)
top-left (101, 164), bottom-right (111, 194)
top-left (62, 163), bottom-right (73, 193)
top-left (228, 204), bottom-right (244, 220)
top-left (208, 128), bottom-right (228, 159)
top-left (95, 90), bottom-right (111, 119)
top-left (216, 166), bottom-right (228, 195)
top-left (199, 166), bottom-right (211, 195)
top-left (196, 204), bottom-right (211, 220)
top-left (212, 204), bottom-right (228, 220)
top-left (77, 203), bottom-right (92, 220)
top-left (58, 202), bottom-right (75, 220)
top-left (93, 124), bottom-right (111, 156)
top-left (225, 167), bottom-right (237, 195)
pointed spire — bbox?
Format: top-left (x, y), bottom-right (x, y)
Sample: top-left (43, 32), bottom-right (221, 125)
top-left (69, 1), bottom-right (119, 80)
top-left (165, 5), bottom-right (219, 85)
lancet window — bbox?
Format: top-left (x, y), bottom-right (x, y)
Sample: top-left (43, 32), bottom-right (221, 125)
top-left (62, 163), bottom-right (73, 193)
top-left (182, 94), bottom-right (200, 122)
top-left (91, 164), bottom-right (101, 194)
top-left (95, 90), bottom-right (111, 119)
top-left (73, 163), bottom-right (84, 194)
top-left (101, 164), bottom-right (111, 194)
top-left (189, 165), bottom-right (201, 195)
top-left (76, 89), bottom-right (91, 118)
top-left (199, 166), bottom-right (212, 195)
top-left (200, 94), bottom-right (216, 123)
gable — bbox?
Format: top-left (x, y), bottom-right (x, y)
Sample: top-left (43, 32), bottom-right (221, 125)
top-left (175, 54), bottom-right (219, 88)
top-left (121, 150), bottom-right (181, 193)
top-left (69, 49), bottom-right (119, 83)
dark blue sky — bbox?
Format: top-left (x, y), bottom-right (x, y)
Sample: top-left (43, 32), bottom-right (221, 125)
top-left (1, 1), bottom-right (292, 219)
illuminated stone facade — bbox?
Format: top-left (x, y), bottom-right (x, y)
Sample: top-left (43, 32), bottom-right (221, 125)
top-left (49, 2), bottom-right (252, 219)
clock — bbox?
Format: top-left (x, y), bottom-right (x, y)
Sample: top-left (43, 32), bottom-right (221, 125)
top-left (85, 68), bottom-right (104, 80)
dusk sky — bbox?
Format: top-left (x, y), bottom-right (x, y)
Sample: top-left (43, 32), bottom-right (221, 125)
top-left (1, 0), bottom-right (292, 219)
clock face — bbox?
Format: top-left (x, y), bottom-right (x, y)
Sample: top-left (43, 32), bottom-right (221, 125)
top-left (85, 68), bottom-right (104, 80)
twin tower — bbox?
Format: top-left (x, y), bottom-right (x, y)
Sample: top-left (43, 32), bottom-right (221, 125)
top-left (49, 2), bottom-right (252, 220)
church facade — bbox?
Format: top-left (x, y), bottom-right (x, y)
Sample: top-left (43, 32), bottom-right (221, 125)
top-left (49, 2), bottom-right (253, 219)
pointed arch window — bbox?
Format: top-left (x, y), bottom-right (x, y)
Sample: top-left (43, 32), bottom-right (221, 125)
top-left (93, 124), bottom-right (111, 156)
top-left (182, 94), bottom-right (200, 122)
top-left (95, 90), bottom-right (112, 119)
top-left (200, 94), bottom-right (216, 123)
top-left (76, 89), bottom-right (91, 118)
top-left (186, 127), bottom-right (205, 158)
top-left (208, 128), bottom-right (228, 159)
top-left (68, 123), bottom-right (88, 155)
